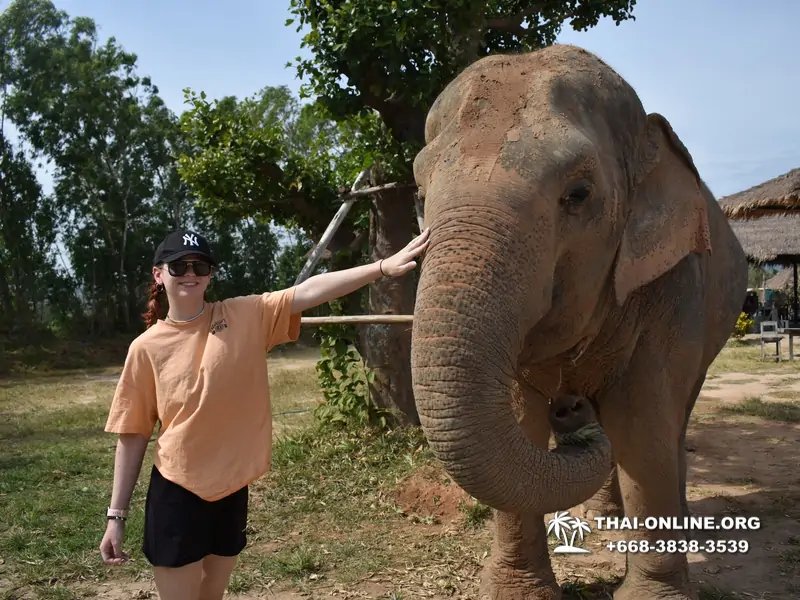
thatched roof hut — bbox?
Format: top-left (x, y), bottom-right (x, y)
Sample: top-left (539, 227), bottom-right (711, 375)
top-left (718, 167), bottom-right (800, 218)
top-left (728, 213), bottom-right (800, 264)
top-left (766, 267), bottom-right (796, 291)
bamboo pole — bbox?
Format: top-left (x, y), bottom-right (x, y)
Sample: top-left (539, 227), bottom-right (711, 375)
top-left (293, 196), bottom-right (357, 285)
top-left (300, 315), bottom-right (414, 325)
top-left (292, 173), bottom-right (419, 286)
top-left (292, 170), bottom-right (422, 325)
top-left (341, 180), bottom-right (416, 200)
top-left (293, 169), bottom-right (371, 285)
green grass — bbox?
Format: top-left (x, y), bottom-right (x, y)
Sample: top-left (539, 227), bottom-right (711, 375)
top-left (779, 535), bottom-right (800, 576)
top-left (708, 340), bottom-right (800, 376)
top-left (0, 381), bottom-right (152, 589)
top-left (768, 389), bottom-right (800, 400)
top-left (458, 498), bottom-right (492, 528)
top-left (697, 584), bottom-right (740, 600)
top-left (561, 575), bottom-right (622, 599)
top-left (0, 352), bottom-right (328, 593)
top-left (718, 395), bottom-right (800, 422)
top-left (0, 356), bottom-right (492, 598)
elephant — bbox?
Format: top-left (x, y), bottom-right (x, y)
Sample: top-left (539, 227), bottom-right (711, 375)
top-left (409, 44), bottom-right (748, 600)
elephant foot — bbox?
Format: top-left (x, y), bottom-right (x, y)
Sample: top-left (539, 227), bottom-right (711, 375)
top-left (578, 496), bottom-right (624, 521)
top-left (614, 562), bottom-right (696, 600)
top-left (480, 561), bottom-right (561, 600)
top-left (613, 579), bottom-right (697, 600)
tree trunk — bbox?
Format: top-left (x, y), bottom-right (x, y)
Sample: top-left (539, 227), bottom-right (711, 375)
top-left (358, 184), bottom-right (419, 427)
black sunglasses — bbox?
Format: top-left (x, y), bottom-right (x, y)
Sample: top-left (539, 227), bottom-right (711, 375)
top-left (166, 259), bottom-right (213, 277)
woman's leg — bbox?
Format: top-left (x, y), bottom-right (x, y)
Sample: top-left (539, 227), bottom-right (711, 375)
top-left (198, 555), bottom-right (239, 600)
top-left (142, 467), bottom-right (247, 600)
top-left (153, 561), bottom-right (204, 600)
top-left (196, 484), bottom-right (249, 600)
top-left (142, 467), bottom-right (213, 598)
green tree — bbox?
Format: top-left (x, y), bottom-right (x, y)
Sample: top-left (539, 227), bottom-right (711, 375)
top-left (0, 0), bottom-right (302, 346)
top-left (176, 86), bottom-right (380, 255)
top-left (0, 0), bottom-right (199, 335)
top-left (748, 263), bottom-right (778, 289)
top-left (0, 137), bottom-right (63, 337)
top-left (288, 0), bottom-right (637, 143)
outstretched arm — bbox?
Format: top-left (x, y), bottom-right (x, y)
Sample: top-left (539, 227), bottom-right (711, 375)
top-left (291, 228), bottom-right (430, 314)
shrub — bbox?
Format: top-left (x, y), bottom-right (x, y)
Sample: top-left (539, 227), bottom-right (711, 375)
top-left (731, 312), bottom-right (755, 340)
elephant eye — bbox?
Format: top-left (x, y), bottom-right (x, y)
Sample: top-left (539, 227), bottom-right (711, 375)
top-left (560, 180), bottom-right (593, 211)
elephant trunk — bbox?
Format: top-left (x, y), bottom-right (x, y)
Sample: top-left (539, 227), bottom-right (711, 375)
top-left (410, 216), bottom-right (613, 515)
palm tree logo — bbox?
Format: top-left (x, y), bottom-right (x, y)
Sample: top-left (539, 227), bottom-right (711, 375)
top-left (547, 511), bottom-right (592, 554)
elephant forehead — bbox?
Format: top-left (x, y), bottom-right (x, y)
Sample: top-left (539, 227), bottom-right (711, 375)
top-left (420, 46), bottom-right (640, 189)
top-left (454, 67), bottom-right (551, 159)
top-left (443, 73), bottom-right (561, 184)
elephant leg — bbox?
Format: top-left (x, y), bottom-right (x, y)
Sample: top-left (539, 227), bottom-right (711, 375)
top-left (601, 351), bottom-right (698, 600)
top-left (481, 382), bottom-right (560, 600)
top-left (579, 466), bottom-right (624, 520)
top-left (679, 372), bottom-right (706, 536)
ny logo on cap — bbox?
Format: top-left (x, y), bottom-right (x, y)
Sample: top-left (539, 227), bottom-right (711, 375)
top-left (183, 233), bottom-right (199, 247)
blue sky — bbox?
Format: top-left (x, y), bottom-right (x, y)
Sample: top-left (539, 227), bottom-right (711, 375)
top-left (7, 0), bottom-right (800, 199)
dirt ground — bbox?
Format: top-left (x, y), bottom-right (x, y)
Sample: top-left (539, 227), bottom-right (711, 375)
top-left (5, 347), bottom-right (799, 600)
top-left (354, 370), bottom-right (800, 599)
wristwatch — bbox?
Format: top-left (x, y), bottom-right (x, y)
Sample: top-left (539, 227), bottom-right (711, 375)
top-left (107, 507), bottom-right (128, 520)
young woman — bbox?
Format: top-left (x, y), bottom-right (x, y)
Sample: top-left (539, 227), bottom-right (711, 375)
top-left (99, 227), bottom-right (430, 600)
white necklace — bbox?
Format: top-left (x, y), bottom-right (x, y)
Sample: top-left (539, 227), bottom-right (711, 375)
top-left (167, 302), bottom-right (206, 324)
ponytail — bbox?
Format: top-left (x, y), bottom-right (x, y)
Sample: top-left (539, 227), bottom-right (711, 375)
top-left (142, 281), bottom-right (165, 328)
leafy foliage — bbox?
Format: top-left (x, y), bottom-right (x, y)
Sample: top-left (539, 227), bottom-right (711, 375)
top-left (175, 86), bottom-right (408, 238)
top-left (0, 1), bottom-right (318, 338)
top-left (0, 136), bottom-right (66, 338)
top-left (287, 0), bottom-right (638, 145)
top-left (0, 0), bottom-right (175, 334)
top-left (313, 327), bottom-right (390, 430)
top-left (731, 312), bottom-right (755, 341)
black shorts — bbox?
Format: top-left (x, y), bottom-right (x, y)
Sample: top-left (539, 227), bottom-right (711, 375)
top-left (142, 465), bottom-right (249, 568)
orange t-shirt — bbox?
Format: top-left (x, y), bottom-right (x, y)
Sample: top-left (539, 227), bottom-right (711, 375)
top-left (105, 288), bottom-right (302, 501)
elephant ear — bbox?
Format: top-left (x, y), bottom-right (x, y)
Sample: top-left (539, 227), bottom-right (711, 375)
top-left (613, 113), bottom-right (712, 305)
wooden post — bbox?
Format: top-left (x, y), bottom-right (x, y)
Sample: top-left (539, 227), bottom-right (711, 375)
top-left (291, 171), bottom-right (419, 286)
top-left (300, 315), bottom-right (414, 325)
top-left (293, 169), bottom-right (371, 285)
top-left (293, 197), bottom-right (357, 285)
top-left (793, 261), bottom-right (798, 323)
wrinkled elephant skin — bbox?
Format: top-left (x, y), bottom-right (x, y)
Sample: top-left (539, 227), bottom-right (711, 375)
top-left (410, 44), bottom-right (748, 600)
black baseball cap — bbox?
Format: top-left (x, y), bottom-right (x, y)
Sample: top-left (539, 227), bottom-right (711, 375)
top-left (153, 230), bottom-right (218, 266)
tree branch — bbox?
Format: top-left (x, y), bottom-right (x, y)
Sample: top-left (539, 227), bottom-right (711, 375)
top-left (485, 5), bottom-right (544, 36)
top-left (341, 181), bottom-right (417, 200)
top-left (343, 63), bottom-right (426, 145)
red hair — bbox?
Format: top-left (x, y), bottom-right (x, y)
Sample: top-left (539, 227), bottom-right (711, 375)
top-left (142, 281), bottom-right (164, 328)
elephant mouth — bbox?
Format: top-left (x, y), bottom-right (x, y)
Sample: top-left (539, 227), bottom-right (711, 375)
top-left (567, 336), bottom-right (592, 363)
top-left (518, 332), bottom-right (592, 372)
